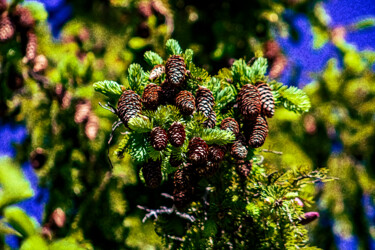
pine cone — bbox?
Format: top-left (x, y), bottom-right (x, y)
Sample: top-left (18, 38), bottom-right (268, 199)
top-left (117, 90), bottom-right (142, 127)
top-left (231, 140), bottom-right (248, 160)
top-left (0, 16), bottom-right (15, 42)
top-left (142, 159), bottom-right (162, 188)
top-left (138, 1), bottom-right (153, 18)
top-left (33, 54), bottom-right (48, 73)
top-left (196, 161), bottom-right (219, 177)
top-left (0, 0), bottom-right (7, 14)
top-left (196, 86), bottom-right (216, 128)
top-left (25, 31), bottom-right (37, 61)
top-left (74, 100), bottom-right (91, 124)
top-left (236, 160), bottom-right (252, 178)
top-left (188, 137), bottom-right (209, 164)
top-left (203, 111), bottom-right (216, 128)
top-left (173, 189), bottom-right (192, 211)
top-left (220, 117), bottom-right (239, 136)
top-left (255, 81), bottom-right (275, 118)
top-left (160, 80), bottom-right (178, 104)
top-left (176, 90), bottom-right (195, 115)
top-left (149, 64), bottom-right (165, 81)
top-left (30, 148), bottom-right (47, 169)
top-left (173, 164), bottom-right (196, 191)
top-left (237, 84), bottom-right (261, 120)
top-left (209, 144), bottom-right (226, 163)
top-left (269, 55), bottom-right (287, 78)
top-left (142, 83), bottom-right (162, 110)
top-left (6, 68), bottom-right (24, 90)
top-left (85, 113), bottom-right (99, 140)
top-left (165, 55), bottom-right (186, 87)
top-left (167, 122), bottom-right (186, 147)
top-left (150, 127), bottom-right (168, 151)
top-left (248, 115), bottom-right (268, 148)
top-left (299, 212), bottom-right (319, 225)
top-left (169, 155), bottom-right (183, 167)
top-left (11, 6), bottom-right (35, 30)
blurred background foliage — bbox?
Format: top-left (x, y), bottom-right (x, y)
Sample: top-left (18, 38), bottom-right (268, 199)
top-left (0, 0), bottom-right (374, 249)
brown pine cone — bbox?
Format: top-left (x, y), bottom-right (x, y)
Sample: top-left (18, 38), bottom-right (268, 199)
top-left (167, 122), bottom-right (186, 147)
top-left (196, 161), bottom-right (219, 177)
top-left (220, 117), bottom-right (239, 136)
top-left (196, 86), bottom-right (216, 128)
top-left (208, 144), bottom-right (226, 163)
top-left (74, 100), bottom-right (91, 124)
top-left (173, 164), bottom-right (196, 191)
top-left (176, 90), bottom-right (195, 115)
top-left (188, 137), bottom-right (209, 164)
top-left (25, 31), bottom-right (37, 61)
top-left (33, 55), bottom-right (48, 73)
top-left (237, 84), bottom-right (261, 120)
top-left (248, 115), bottom-right (268, 148)
top-left (85, 113), bottom-right (99, 140)
top-left (150, 127), bottom-right (168, 151)
top-left (30, 148), bottom-right (47, 170)
top-left (255, 81), bottom-right (275, 118)
top-left (142, 159), bottom-right (162, 188)
top-left (11, 6), bottom-right (35, 30)
top-left (165, 55), bottom-right (186, 87)
top-left (231, 140), bottom-right (248, 160)
top-left (173, 189), bottom-right (192, 211)
top-left (236, 160), bottom-right (252, 178)
top-left (142, 83), bottom-right (162, 110)
top-left (0, 0), bottom-right (7, 14)
top-left (117, 90), bottom-right (142, 127)
top-left (160, 80), bottom-right (178, 104)
top-left (149, 64), bottom-right (165, 81)
top-left (0, 16), bottom-right (15, 42)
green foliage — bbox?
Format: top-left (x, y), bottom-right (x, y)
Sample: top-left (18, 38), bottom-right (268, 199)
top-left (4, 206), bottom-right (37, 238)
top-left (20, 235), bottom-right (48, 250)
top-left (93, 80), bottom-right (123, 100)
top-left (128, 115), bottom-right (153, 133)
top-left (127, 63), bottom-right (147, 95)
top-left (0, 157), bottom-right (33, 209)
top-left (201, 128), bottom-right (235, 145)
top-left (144, 51), bottom-right (164, 66)
top-left (271, 81), bottom-right (311, 114)
top-left (231, 57), bottom-right (268, 87)
top-left (165, 39), bottom-right (182, 56)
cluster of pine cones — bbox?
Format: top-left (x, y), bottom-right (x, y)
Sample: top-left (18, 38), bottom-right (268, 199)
top-left (115, 54), bottom-right (275, 210)
top-left (0, 1), bottom-right (37, 61)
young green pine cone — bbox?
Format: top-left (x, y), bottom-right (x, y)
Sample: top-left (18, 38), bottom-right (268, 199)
top-left (160, 80), bottom-right (178, 104)
top-left (117, 90), bottom-right (142, 127)
top-left (142, 83), bottom-right (162, 110)
top-left (142, 159), bottom-right (162, 188)
top-left (208, 145), bottom-right (226, 163)
top-left (231, 140), bottom-right (248, 160)
top-left (188, 137), bottom-right (209, 164)
top-left (149, 64), bottom-right (165, 81)
top-left (0, 16), bottom-right (15, 42)
top-left (248, 115), bottom-right (268, 148)
top-left (220, 117), bottom-right (239, 136)
top-left (237, 84), bottom-right (261, 120)
top-left (176, 90), bottom-right (195, 115)
top-left (165, 55), bottom-right (186, 87)
top-left (167, 122), bottom-right (186, 147)
top-left (150, 127), bottom-right (168, 151)
top-left (255, 81), bottom-right (275, 118)
top-left (236, 160), bottom-right (252, 178)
